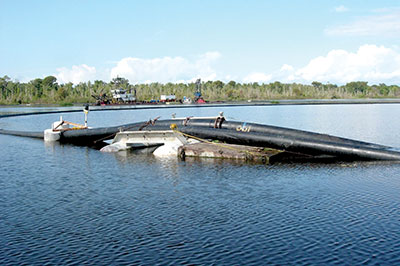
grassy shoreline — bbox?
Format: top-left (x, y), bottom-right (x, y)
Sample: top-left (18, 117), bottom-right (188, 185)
top-left (2, 76), bottom-right (400, 106)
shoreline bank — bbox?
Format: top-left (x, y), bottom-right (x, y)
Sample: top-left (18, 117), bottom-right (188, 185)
top-left (1, 98), bottom-right (400, 118)
top-left (2, 98), bottom-right (400, 108)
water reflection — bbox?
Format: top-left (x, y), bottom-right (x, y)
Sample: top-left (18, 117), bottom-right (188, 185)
top-left (2, 105), bottom-right (400, 265)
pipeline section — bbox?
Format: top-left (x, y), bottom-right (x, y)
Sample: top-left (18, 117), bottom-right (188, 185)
top-left (0, 129), bottom-right (44, 138)
top-left (166, 119), bottom-right (388, 150)
top-left (178, 126), bottom-right (400, 161)
top-left (1, 117), bottom-right (400, 161)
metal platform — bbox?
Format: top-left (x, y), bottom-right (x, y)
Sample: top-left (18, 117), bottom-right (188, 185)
top-left (101, 130), bottom-right (189, 152)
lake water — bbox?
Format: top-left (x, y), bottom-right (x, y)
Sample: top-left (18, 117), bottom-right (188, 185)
top-left (1, 104), bottom-right (400, 265)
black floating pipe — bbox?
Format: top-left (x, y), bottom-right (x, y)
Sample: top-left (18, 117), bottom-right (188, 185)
top-left (179, 126), bottom-right (400, 161)
top-left (2, 117), bottom-right (400, 161)
top-left (180, 119), bottom-right (388, 150)
top-left (0, 118), bottom-right (210, 142)
top-left (58, 118), bottom-right (209, 144)
top-left (59, 119), bottom-right (187, 144)
top-left (0, 129), bottom-right (44, 139)
top-left (60, 122), bottom-right (143, 144)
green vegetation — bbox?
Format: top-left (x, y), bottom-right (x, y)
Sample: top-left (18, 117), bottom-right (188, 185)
top-left (1, 75), bottom-right (400, 105)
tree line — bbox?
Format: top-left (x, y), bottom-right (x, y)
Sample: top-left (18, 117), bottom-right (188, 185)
top-left (1, 75), bottom-right (400, 105)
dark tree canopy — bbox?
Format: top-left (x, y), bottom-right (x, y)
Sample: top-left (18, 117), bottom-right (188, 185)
top-left (43, 76), bottom-right (57, 88)
top-left (1, 75), bottom-right (400, 105)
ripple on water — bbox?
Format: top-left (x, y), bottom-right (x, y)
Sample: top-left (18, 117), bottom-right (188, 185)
top-left (2, 106), bottom-right (400, 265)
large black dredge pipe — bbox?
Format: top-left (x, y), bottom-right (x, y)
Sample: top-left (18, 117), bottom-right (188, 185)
top-left (0, 119), bottom-right (183, 144)
top-left (178, 119), bottom-right (388, 150)
top-left (0, 129), bottom-right (44, 138)
top-left (179, 126), bottom-right (400, 161)
top-left (2, 117), bottom-right (400, 161)
top-left (60, 122), bottom-right (144, 144)
top-left (58, 118), bottom-right (209, 144)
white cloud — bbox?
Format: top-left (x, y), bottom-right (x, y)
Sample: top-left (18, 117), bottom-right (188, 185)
top-left (242, 44), bottom-right (400, 84)
top-left (224, 74), bottom-right (238, 81)
top-left (280, 64), bottom-right (294, 72)
top-left (243, 72), bottom-right (272, 83)
top-left (110, 52), bottom-right (221, 84)
top-left (242, 64), bottom-right (294, 84)
top-left (293, 44), bottom-right (400, 84)
top-left (56, 64), bottom-right (96, 84)
top-left (53, 45), bottom-right (400, 86)
top-left (334, 5), bottom-right (349, 12)
top-left (325, 10), bottom-right (400, 36)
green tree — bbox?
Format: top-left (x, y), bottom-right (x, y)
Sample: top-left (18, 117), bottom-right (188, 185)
top-left (0, 76), bottom-right (11, 99)
top-left (30, 78), bottom-right (43, 97)
top-left (213, 80), bottom-right (224, 90)
top-left (312, 81), bottom-right (322, 89)
top-left (227, 80), bottom-right (236, 87)
top-left (42, 76), bottom-right (57, 88)
top-left (345, 81), bottom-right (369, 94)
top-left (56, 86), bottom-right (68, 100)
top-left (111, 77), bottom-right (130, 89)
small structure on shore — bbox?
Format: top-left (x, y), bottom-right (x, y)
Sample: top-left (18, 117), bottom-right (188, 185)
top-left (111, 89), bottom-right (136, 103)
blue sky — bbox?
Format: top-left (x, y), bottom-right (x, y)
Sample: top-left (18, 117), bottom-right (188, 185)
top-left (1, 0), bottom-right (400, 84)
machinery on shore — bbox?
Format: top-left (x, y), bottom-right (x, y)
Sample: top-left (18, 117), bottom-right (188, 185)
top-left (194, 78), bottom-right (206, 103)
top-left (92, 92), bottom-right (111, 105)
top-left (92, 78), bottom-right (207, 105)
top-left (111, 89), bottom-right (136, 103)
top-left (160, 94), bottom-right (176, 103)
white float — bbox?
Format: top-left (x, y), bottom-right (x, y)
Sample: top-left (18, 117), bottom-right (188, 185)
top-left (44, 116), bottom-right (70, 142)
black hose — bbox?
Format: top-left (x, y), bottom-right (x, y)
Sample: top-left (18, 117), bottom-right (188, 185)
top-left (59, 118), bottom-right (213, 144)
top-left (2, 116), bottom-right (400, 161)
top-left (178, 127), bottom-right (400, 161)
top-left (182, 119), bottom-right (388, 150)
top-left (0, 129), bottom-right (44, 138)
